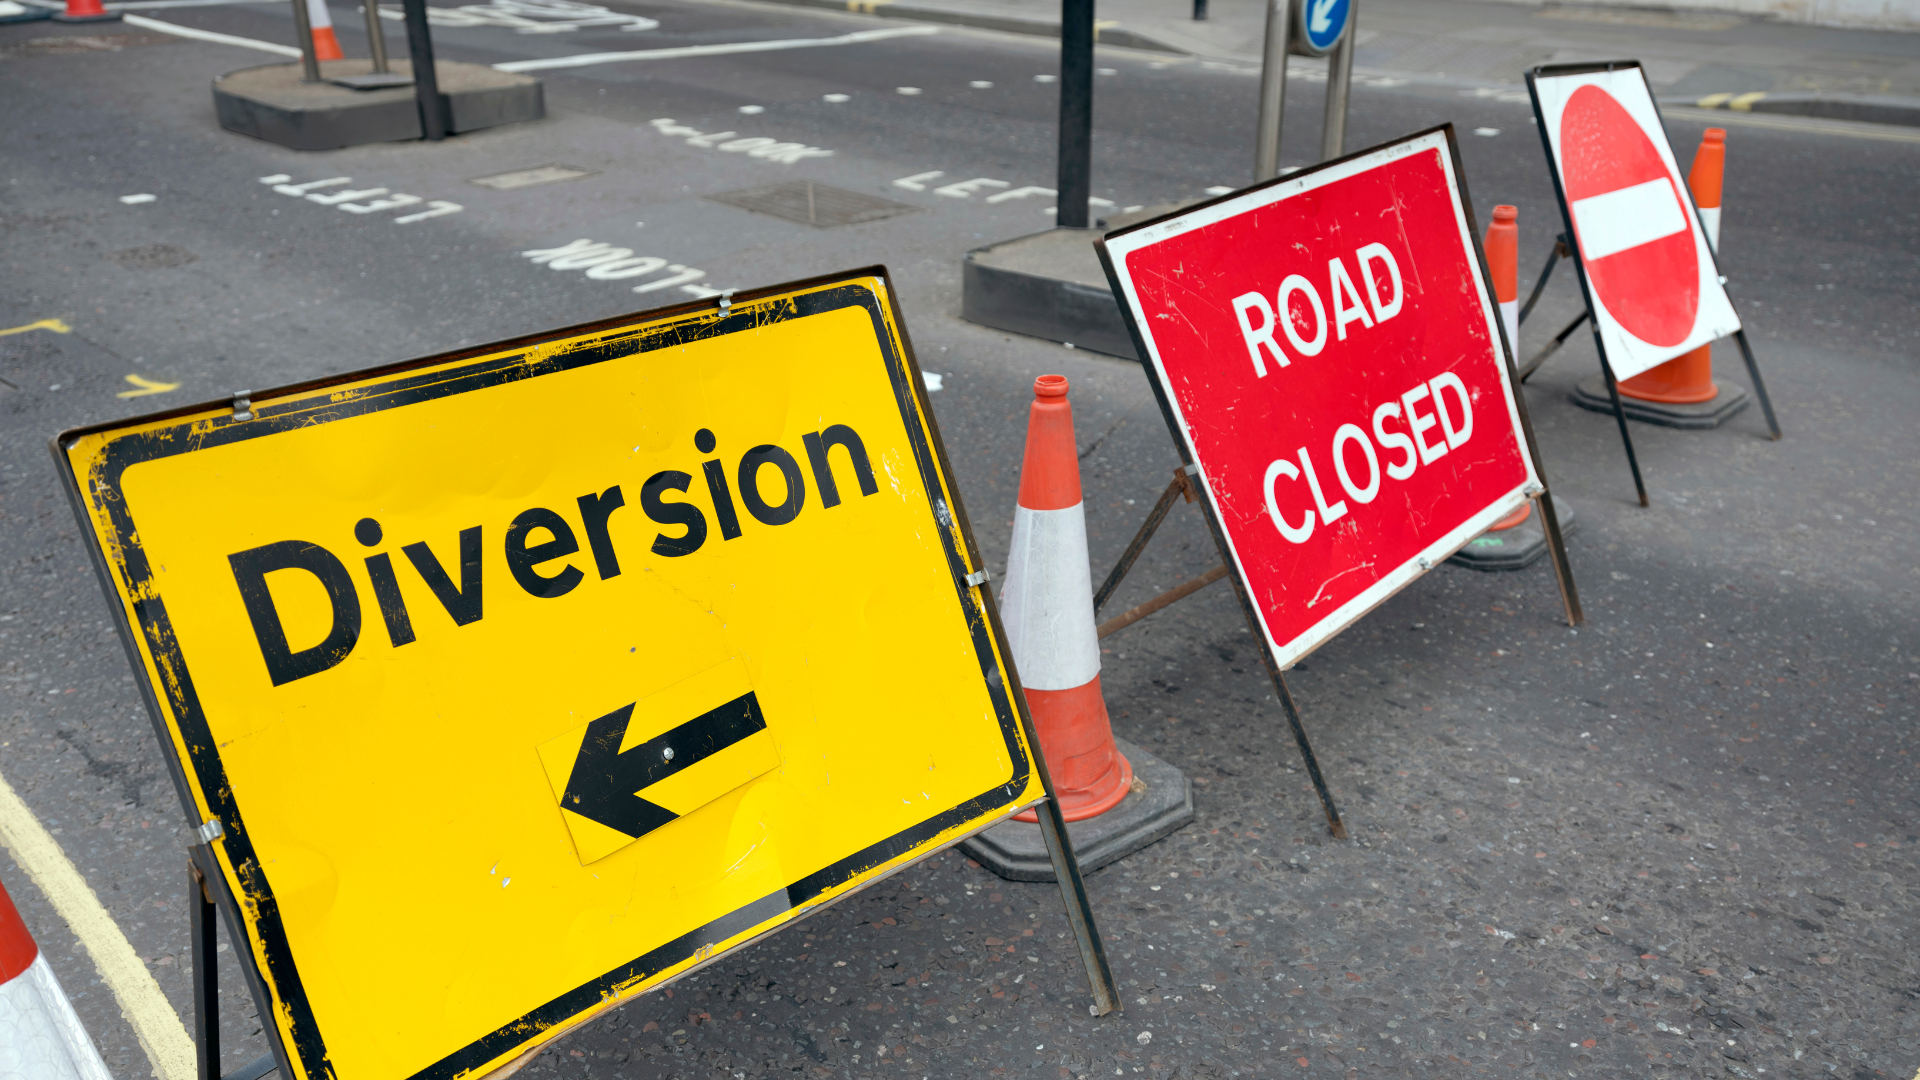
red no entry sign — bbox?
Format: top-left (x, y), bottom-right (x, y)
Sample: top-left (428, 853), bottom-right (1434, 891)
top-left (1530, 63), bottom-right (1742, 380)
top-left (1100, 128), bottom-right (1548, 669)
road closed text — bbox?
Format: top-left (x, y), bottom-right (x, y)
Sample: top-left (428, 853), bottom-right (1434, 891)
top-left (1262, 373), bottom-right (1472, 543)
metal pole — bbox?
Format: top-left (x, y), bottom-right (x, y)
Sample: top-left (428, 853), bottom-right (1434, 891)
top-left (1253, 0), bottom-right (1290, 181)
top-left (400, 0), bottom-right (446, 141)
top-left (1056, 0), bottom-right (1095, 228)
top-left (287, 0), bottom-right (321, 82)
top-left (1318, 0), bottom-right (1355, 160)
top-left (1192, 0), bottom-right (1207, 20)
top-left (363, 0), bottom-right (390, 73)
top-left (190, 861), bottom-right (218, 1080)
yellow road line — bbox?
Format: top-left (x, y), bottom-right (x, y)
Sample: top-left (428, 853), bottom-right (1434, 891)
top-left (1663, 105), bottom-right (1920, 144)
top-left (0, 318), bottom-right (71, 338)
top-left (0, 771), bottom-right (197, 1080)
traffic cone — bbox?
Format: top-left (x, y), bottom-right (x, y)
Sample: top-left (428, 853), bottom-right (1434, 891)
top-left (1619, 128), bottom-right (1726, 405)
top-left (1002, 374), bottom-right (1133, 822)
top-left (1484, 204), bottom-right (1531, 531)
top-left (51, 0), bottom-right (120, 25)
top-left (0, 877), bottom-right (114, 1080)
top-left (305, 0), bottom-right (345, 62)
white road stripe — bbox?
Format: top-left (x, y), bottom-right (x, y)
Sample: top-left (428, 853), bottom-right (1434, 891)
top-left (0, 771), bottom-right (196, 1080)
top-left (1570, 177), bottom-right (1688, 261)
top-left (123, 12), bottom-right (301, 55)
top-left (493, 23), bottom-right (937, 72)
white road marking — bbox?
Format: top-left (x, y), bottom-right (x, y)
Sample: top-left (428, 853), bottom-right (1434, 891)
top-left (1474, 127), bottom-right (1500, 136)
top-left (520, 239), bottom-right (704, 292)
top-left (119, 193), bottom-right (157, 204)
top-left (0, 771), bottom-right (196, 1080)
top-left (107, 0), bottom-right (280, 7)
top-left (122, 12), bottom-right (300, 54)
top-left (648, 119), bottom-right (831, 163)
top-left (896, 86), bottom-right (920, 95)
top-left (1097, 67), bottom-right (1115, 75)
top-left (262, 174), bottom-right (457, 222)
top-left (1205, 185), bottom-right (1233, 195)
top-left (922, 371), bottom-right (943, 391)
top-left (376, 0), bottom-right (656, 33)
top-left (1033, 74), bottom-right (1056, 83)
top-left (984, 184), bottom-right (1051, 203)
top-left (892, 171), bottom-right (943, 191)
top-left (394, 200), bottom-right (464, 223)
top-left (934, 177), bottom-right (1009, 198)
top-left (494, 23), bottom-right (936, 72)
top-left (738, 104), bottom-right (764, 114)
top-left (969, 80), bottom-right (991, 88)
top-left (822, 93), bottom-right (850, 103)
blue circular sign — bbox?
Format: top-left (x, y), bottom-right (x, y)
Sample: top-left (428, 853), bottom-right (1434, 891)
top-left (1297, 0), bottom-right (1351, 55)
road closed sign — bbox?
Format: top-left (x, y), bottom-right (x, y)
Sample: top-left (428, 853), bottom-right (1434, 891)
top-left (1528, 62), bottom-right (1742, 381)
top-left (1099, 127), bottom-right (1546, 670)
top-left (55, 272), bottom-right (1043, 1080)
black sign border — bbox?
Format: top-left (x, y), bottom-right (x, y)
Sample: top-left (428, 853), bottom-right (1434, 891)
top-left (51, 269), bottom-right (1033, 1080)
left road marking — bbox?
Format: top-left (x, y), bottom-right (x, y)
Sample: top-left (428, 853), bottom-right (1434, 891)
top-left (0, 771), bottom-right (196, 1080)
top-left (493, 23), bottom-right (936, 73)
top-left (0, 318), bottom-right (71, 338)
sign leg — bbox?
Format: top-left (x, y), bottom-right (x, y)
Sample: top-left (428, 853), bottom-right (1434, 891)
top-left (191, 862), bottom-right (219, 1080)
top-left (1593, 339), bottom-right (1650, 507)
top-left (1252, 0), bottom-right (1290, 180)
top-left (1033, 793), bottom-right (1120, 1016)
top-left (1094, 468), bottom-right (1194, 613)
top-left (1732, 330), bottom-right (1781, 440)
top-left (1534, 493), bottom-right (1584, 626)
top-left (1516, 238), bottom-right (1565, 328)
top-left (1318, 0), bottom-right (1355, 161)
top-left (1519, 310), bottom-right (1587, 383)
top-left (1263, 658), bottom-right (1346, 840)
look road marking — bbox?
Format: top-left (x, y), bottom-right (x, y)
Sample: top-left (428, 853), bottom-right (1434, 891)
top-left (0, 318), bottom-right (71, 338)
top-left (0, 770), bottom-right (196, 1080)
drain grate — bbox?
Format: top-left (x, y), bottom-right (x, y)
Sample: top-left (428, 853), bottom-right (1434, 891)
top-left (707, 182), bottom-right (918, 229)
top-left (107, 244), bottom-right (197, 269)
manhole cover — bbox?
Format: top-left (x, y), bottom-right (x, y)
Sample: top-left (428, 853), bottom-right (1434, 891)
top-left (468, 164), bottom-right (597, 190)
top-left (107, 244), bottom-right (197, 269)
top-left (707, 182), bottom-right (917, 229)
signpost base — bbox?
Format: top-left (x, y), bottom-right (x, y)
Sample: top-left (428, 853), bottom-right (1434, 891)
top-left (1571, 376), bottom-right (1750, 429)
top-left (961, 738), bottom-right (1194, 881)
top-left (1446, 495), bottom-right (1577, 571)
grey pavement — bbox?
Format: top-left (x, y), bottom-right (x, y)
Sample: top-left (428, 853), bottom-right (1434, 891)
top-left (1, 2), bottom-right (1918, 1080)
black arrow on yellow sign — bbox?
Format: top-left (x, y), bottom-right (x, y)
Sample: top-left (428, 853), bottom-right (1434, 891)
top-left (563, 691), bottom-right (768, 839)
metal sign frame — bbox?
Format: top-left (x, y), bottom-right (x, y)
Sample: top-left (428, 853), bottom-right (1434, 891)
top-left (52, 268), bottom-right (1115, 1080)
top-left (1095, 126), bottom-right (1581, 836)
top-left (1524, 60), bottom-right (1781, 505)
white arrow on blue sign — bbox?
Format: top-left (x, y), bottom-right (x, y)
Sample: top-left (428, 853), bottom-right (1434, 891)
top-left (1297, 0), bottom-right (1351, 55)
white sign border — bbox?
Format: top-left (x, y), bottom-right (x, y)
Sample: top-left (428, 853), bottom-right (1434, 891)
top-left (1102, 127), bottom-right (1542, 672)
top-left (1528, 63), bottom-right (1743, 382)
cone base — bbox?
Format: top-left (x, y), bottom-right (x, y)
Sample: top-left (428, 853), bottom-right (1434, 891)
top-left (1012, 750), bottom-right (1133, 823)
top-left (1572, 377), bottom-right (1750, 431)
top-left (1619, 346), bottom-right (1719, 404)
top-left (1448, 495), bottom-right (1577, 572)
top-left (959, 738), bottom-right (1195, 882)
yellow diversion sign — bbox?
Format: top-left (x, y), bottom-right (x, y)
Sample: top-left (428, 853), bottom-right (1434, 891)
top-left (56, 271), bottom-right (1045, 1080)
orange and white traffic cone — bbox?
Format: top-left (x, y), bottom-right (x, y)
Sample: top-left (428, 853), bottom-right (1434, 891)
top-left (51, 0), bottom-right (120, 25)
top-left (0, 877), bottom-right (113, 1080)
top-left (1484, 204), bottom-right (1531, 532)
top-left (1002, 374), bottom-right (1133, 823)
top-left (305, 0), bottom-right (345, 62)
top-left (1619, 128), bottom-right (1726, 405)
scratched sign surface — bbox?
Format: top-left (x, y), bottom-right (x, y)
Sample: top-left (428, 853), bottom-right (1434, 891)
top-left (56, 272), bottom-right (1041, 1080)
top-left (1101, 128), bottom-right (1540, 670)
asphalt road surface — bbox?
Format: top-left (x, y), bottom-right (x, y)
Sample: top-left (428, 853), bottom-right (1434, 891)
top-left (2, 2), bottom-right (1918, 1079)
